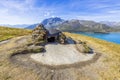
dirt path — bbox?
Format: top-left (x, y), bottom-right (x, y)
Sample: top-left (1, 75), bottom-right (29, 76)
top-left (0, 36), bottom-right (104, 80)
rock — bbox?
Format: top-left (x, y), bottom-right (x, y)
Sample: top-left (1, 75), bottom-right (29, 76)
top-left (75, 40), bottom-right (87, 44)
top-left (76, 44), bottom-right (92, 53)
top-left (75, 40), bottom-right (82, 44)
top-left (32, 24), bottom-right (47, 46)
top-left (32, 24), bottom-right (68, 45)
top-left (67, 37), bottom-right (76, 44)
top-left (27, 45), bottom-right (44, 53)
top-left (58, 33), bottom-right (67, 44)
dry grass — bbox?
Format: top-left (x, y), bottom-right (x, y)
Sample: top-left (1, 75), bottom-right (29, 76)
top-left (0, 31), bottom-right (120, 80)
top-left (64, 32), bottom-right (120, 80)
top-left (0, 26), bottom-right (32, 41)
top-left (0, 36), bottom-right (40, 80)
top-left (0, 27), bottom-right (37, 80)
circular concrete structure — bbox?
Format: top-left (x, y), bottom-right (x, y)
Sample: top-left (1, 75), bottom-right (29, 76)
top-left (31, 43), bottom-right (95, 66)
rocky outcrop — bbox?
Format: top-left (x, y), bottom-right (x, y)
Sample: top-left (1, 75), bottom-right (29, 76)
top-left (58, 33), bottom-right (67, 44)
top-left (75, 40), bottom-right (93, 53)
top-left (32, 24), bottom-right (48, 46)
top-left (32, 24), bottom-right (68, 45)
top-left (27, 45), bottom-right (45, 53)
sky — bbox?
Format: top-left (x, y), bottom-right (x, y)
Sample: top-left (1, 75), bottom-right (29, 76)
top-left (0, 0), bottom-right (120, 24)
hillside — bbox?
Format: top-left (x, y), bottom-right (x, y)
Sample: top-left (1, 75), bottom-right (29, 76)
top-left (0, 32), bottom-right (120, 80)
top-left (64, 32), bottom-right (120, 80)
top-left (0, 26), bottom-right (32, 41)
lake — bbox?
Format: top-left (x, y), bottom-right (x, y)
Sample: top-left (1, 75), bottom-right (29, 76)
top-left (74, 32), bottom-right (120, 44)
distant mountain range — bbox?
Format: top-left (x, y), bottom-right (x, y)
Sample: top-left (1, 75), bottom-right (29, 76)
top-left (58, 20), bottom-right (113, 32)
top-left (0, 24), bottom-right (31, 28)
top-left (25, 24), bottom-right (38, 29)
top-left (1, 17), bottom-right (120, 32)
top-left (100, 21), bottom-right (120, 29)
top-left (26, 17), bottom-right (120, 32)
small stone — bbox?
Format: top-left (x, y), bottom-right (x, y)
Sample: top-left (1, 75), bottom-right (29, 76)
top-left (51, 70), bottom-right (54, 73)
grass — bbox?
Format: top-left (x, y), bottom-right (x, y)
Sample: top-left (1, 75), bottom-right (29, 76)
top-left (0, 27), bottom-right (35, 80)
top-left (0, 36), bottom-right (40, 80)
top-left (0, 26), bottom-right (32, 41)
top-left (0, 29), bottom-right (120, 80)
top-left (64, 32), bottom-right (120, 80)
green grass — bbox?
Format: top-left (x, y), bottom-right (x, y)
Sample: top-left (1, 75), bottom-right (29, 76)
top-left (0, 26), bottom-right (32, 41)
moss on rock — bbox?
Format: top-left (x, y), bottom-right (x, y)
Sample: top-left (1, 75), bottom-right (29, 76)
top-left (58, 33), bottom-right (67, 44)
top-left (27, 45), bottom-right (44, 53)
top-left (76, 43), bottom-right (92, 53)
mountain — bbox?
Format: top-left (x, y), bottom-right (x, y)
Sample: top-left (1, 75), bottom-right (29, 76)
top-left (58, 20), bottom-right (113, 32)
top-left (0, 24), bottom-right (31, 28)
top-left (26, 17), bottom-right (64, 29)
top-left (100, 21), bottom-right (118, 26)
top-left (100, 21), bottom-right (120, 29)
top-left (42, 17), bottom-right (64, 28)
top-left (25, 24), bottom-right (39, 29)
top-left (25, 17), bottom-right (119, 32)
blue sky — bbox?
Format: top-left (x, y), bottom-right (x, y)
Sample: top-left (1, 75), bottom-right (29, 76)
top-left (0, 0), bottom-right (120, 24)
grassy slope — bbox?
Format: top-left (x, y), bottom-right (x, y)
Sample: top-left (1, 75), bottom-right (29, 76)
top-left (0, 36), bottom-right (40, 80)
top-left (0, 26), bottom-right (32, 41)
top-left (0, 27), bottom-right (120, 80)
top-left (64, 32), bottom-right (120, 80)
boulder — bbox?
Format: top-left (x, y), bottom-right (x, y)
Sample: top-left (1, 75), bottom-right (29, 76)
top-left (76, 44), bottom-right (92, 53)
top-left (27, 45), bottom-right (44, 53)
top-left (58, 33), bottom-right (67, 44)
top-left (67, 37), bottom-right (76, 44)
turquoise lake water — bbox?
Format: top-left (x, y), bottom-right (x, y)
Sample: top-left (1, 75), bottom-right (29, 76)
top-left (75, 32), bottom-right (120, 44)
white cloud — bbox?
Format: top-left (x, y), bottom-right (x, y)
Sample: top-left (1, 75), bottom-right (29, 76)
top-left (44, 12), bottom-right (50, 17)
top-left (76, 13), bottom-right (120, 22)
top-left (0, 0), bottom-right (120, 24)
top-left (0, 0), bottom-right (56, 24)
top-left (51, 15), bottom-right (55, 17)
top-left (107, 10), bottom-right (120, 14)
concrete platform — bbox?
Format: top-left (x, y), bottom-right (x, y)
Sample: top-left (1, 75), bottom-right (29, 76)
top-left (31, 43), bottom-right (95, 66)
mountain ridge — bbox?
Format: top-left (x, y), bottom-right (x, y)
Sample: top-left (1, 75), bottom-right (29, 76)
top-left (16, 17), bottom-right (120, 32)
top-left (27, 17), bottom-right (120, 33)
